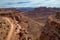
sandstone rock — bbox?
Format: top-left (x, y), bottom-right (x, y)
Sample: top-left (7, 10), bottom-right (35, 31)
top-left (40, 15), bottom-right (60, 40)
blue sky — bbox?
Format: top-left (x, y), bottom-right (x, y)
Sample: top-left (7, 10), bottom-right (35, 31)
top-left (0, 0), bottom-right (60, 8)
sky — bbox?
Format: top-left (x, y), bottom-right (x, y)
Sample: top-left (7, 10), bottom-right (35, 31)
top-left (0, 0), bottom-right (60, 8)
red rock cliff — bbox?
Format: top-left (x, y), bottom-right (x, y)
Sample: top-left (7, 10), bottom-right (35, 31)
top-left (39, 15), bottom-right (60, 40)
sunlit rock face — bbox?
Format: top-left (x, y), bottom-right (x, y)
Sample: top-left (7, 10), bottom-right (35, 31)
top-left (40, 14), bottom-right (60, 40)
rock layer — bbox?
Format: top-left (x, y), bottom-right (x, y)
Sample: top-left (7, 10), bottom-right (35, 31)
top-left (40, 15), bottom-right (60, 40)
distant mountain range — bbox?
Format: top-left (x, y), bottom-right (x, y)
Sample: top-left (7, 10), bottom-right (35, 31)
top-left (20, 7), bottom-right (60, 23)
top-left (16, 7), bottom-right (35, 11)
top-left (6, 7), bottom-right (60, 12)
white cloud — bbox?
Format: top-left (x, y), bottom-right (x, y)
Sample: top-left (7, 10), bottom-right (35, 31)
top-left (0, 0), bottom-right (60, 8)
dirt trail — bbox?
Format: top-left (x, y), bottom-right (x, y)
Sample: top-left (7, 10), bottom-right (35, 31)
top-left (5, 17), bottom-right (14, 40)
top-left (4, 17), bottom-right (21, 40)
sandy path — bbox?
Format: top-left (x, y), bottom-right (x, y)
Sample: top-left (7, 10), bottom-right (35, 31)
top-left (5, 17), bottom-right (22, 40)
top-left (4, 18), bottom-right (14, 40)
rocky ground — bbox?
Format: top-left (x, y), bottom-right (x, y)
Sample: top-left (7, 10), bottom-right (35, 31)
top-left (0, 8), bottom-right (44, 40)
top-left (40, 14), bottom-right (60, 40)
top-left (0, 8), bottom-right (60, 40)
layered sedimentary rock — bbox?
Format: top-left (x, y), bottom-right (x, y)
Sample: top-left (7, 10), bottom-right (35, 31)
top-left (40, 13), bottom-right (60, 40)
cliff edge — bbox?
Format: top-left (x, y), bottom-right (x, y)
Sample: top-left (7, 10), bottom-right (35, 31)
top-left (40, 12), bottom-right (60, 40)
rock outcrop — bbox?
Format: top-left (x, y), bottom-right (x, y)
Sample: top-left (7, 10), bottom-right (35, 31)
top-left (40, 12), bottom-right (60, 40)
